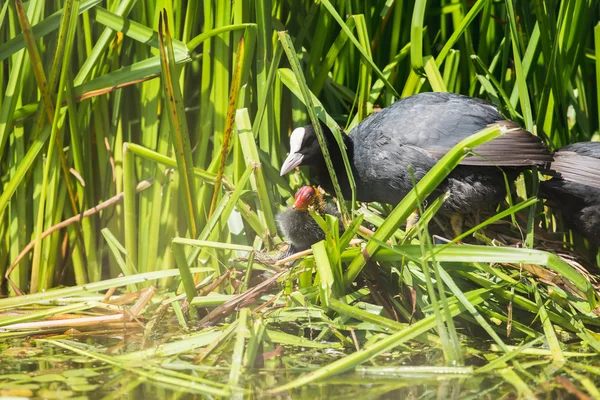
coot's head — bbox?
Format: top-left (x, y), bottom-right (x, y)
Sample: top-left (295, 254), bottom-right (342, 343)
top-left (280, 125), bottom-right (330, 176)
top-left (293, 186), bottom-right (318, 210)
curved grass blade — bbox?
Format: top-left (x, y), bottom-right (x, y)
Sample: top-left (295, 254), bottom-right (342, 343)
top-left (172, 241), bottom-right (197, 302)
top-left (342, 244), bottom-right (592, 298)
top-left (505, 0), bottom-right (533, 130)
top-left (423, 56), bottom-right (446, 92)
top-left (158, 11), bottom-right (198, 238)
top-left (435, 0), bottom-right (486, 67)
top-left (73, 0), bottom-right (136, 85)
top-left (277, 65), bottom-right (355, 217)
top-left (0, 267), bottom-right (211, 310)
top-left (534, 283), bottom-right (566, 369)
top-left (269, 289), bottom-right (491, 393)
top-left (101, 228), bottom-right (139, 293)
top-left (237, 110), bottom-right (277, 239)
top-left (44, 339), bottom-right (230, 397)
top-left (187, 23), bottom-right (255, 52)
top-left (471, 54), bottom-right (519, 119)
top-left (354, 14), bottom-right (372, 122)
top-left (410, 0), bottom-right (427, 72)
top-left (319, 0), bottom-right (399, 97)
top-left (93, 6), bottom-right (188, 54)
top-left (0, 126), bottom-right (51, 228)
top-left (228, 308), bottom-right (249, 390)
top-left (475, 337), bottom-right (544, 374)
top-left (344, 124), bottom-right (506, 284)
top-left (0, 0), bottom-right (101, 62)
top-left (311, 17), bottom-right (356, 96)
top-left (209, 36), bottom-right (245, 218)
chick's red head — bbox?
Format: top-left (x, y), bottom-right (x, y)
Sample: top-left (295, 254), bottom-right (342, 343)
top-left (293, 186), bottom-right (317, 211)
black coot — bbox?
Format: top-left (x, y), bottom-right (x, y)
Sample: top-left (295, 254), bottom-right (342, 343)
top-left (280, 92), bottom-right (552, 216)
top-left (277, 186), bottom-right (344, 256)
top-left (540, 142), bottom-right (600, 245)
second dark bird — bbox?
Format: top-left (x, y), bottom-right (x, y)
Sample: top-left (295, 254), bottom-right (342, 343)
top-left (540, 142), bottom-right (600, 246)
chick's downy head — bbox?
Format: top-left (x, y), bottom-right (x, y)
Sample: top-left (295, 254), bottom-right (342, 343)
top-left (293, 186), bottom-right (325, 211)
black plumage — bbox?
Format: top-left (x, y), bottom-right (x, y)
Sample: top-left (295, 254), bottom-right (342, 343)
top-left (277, 186), bottom-right (344, 256)
top-left (280, 92), bottom-right (552, 216)
top-left (540, 142), bottom-right (600, 246)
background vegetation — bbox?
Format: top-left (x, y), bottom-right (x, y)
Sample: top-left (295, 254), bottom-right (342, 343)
top-left (0, 0), bottom-right (600, 397)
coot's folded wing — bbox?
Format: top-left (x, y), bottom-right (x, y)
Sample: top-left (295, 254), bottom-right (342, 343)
top-left (426, 120), bottom-right (553, 167)
top-left (547, 147), bottom-right (600, 189)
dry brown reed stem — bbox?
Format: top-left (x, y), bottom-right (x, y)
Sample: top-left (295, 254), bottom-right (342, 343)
top-left (6, 179), bottom-right (154, 295)
top-left (1, 287), bottom-right (156, 331)
top-left (198, 270), bottom-right (287, 327)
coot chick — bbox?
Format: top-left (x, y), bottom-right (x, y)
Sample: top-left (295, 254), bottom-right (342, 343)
top-left (540, 142), bottom-right (600, 246)
top-left (277, 186), bottom-right (344, 256)
top-left (280, 92), bottom-right (552, 217)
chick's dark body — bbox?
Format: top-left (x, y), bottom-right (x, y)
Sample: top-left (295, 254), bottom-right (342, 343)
top-left (540, 142), bottom-right (600, 246)
top-left (277, 203), bottom-right (344, 254)
top-left (301, 93), bottom-right (549, 214)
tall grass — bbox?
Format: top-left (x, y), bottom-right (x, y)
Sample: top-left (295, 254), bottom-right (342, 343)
top-left (1, 0), bottom-right (598, 290)
top-left (1, 0), bottom-right (600, 396)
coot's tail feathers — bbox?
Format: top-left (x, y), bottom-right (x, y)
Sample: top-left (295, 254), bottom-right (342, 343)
top-left (545, 150), bottom-right (600, 189)
top-left (429, 120), bottom-right (553, 167)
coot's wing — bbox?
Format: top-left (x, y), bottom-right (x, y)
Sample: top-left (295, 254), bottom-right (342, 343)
top-left (354, 93), bottom-right (551, 168)
top-left (448, 120), bottom-right (553, 167)
top-left (354, 93), bottom-right (502, 147)
top-left (548, 146), bottom-right (600, 189)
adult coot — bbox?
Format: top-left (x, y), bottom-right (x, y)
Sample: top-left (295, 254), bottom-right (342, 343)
top-left (277, 186), bottom-right (344, 256)
top-left (280, 92), bottom-right (552, 218)
top-left (540, 142), bottom-right (600, 245)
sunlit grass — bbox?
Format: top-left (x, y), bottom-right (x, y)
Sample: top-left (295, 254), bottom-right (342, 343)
top-left (0, 0), bottom-right (599, 398)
